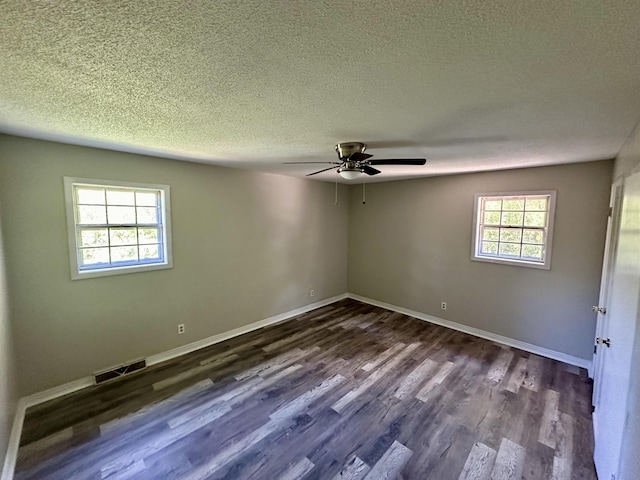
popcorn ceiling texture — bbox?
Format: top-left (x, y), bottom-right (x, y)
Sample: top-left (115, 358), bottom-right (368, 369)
top-left (1, 1), bottom-right (639, 182)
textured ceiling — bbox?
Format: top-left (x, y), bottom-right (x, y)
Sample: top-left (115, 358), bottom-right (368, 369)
top-left (1, 1), bottom-right (640, 183)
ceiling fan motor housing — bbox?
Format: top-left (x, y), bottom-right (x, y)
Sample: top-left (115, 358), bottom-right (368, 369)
top-left (335, 142), bottom-right (366, 160)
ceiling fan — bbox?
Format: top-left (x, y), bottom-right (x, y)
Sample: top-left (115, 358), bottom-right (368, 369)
top-left (284, 142), bottom-right (427, 180)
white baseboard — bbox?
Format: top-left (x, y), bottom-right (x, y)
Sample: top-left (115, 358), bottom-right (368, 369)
top-left (147, 293), bottom-right (348, 366)
top-left (348, 293), bottom-right (592, 371)
top-left (22, 377), bottom-right (96, 409)
top-left (1, 376), bottom-right (95, 480)
top-left (0, 293), bottom-right (348, 480)
top-left (1, 400), bottom-right (23, 480)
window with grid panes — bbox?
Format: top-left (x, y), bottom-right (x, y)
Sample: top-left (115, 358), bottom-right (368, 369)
top-left (472, 191), bottom-right (556, 269)
top-left (64, 178), bottom-right (172, 279)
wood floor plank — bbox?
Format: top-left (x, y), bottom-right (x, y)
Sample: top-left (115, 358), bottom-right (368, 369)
top-left (18, 427), bottom-right (73, 459)
top-left (152, 353), bottom-right (237, 390)
top-left (362, 440), bottom-right (412, 479)
top-left (181, 373), bottom-right (347, 480)
top-left (101, 404), bottom-right (231, 474)
top-left (393, 357), bottom-right (438, 400)
top-left (234, 348), bottom-right (306, 380)
top-left (262, 315), bottom-right (346, 353)
top-left (361, 343), bottom-right (406, 372)
top-left (199, 349), bottom-right (241, 366)
top-left (100, 378), bottom-right (214, 434)
top-left (490, 438), bottom-right (526, 480)
top-left (100, 458), bottom-right (145, 480)
top-left (279, 457), bottom-right (315, 480)
top-left (505, 357), bottom-right (528, 394)
top-left (180, 418), bottom-right (286, 480)
top-left (521, 439), bottom-right (554, 480)
top-left (564, 364), bottom-right (580, 376)
top-left (332, 342), bottom-right (421, 413)
top-left (538, 389), bottom-right (560, 448)
top-left (241, 365), bottom-right (310, 406)
top-left (523, 355), bottom-right (543, 392)
top-left (415, 361), bottom-right (456, 401)
top-left (458, 442), bottom-right (497, 480)
top-left (331, 455), bottom-right (370, 480)
top-left (15, 299), bottom-right (597, 480)
top-left (271, 374), bottom-right (346, 420)
top-left (487, 349), bottom-right (514, 383)
top-left (551, 412), bottom-right (574, 480)
top-left (259, 346), bottom-right (320, 378)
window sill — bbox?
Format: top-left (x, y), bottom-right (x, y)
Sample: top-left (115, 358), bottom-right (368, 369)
top-left (71, 261), bottom-right (173, 280)
top-left (471, 255), bottom-right (551, 270)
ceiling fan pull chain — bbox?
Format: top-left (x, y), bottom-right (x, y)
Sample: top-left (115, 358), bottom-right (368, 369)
top-left (335, 181), bottom-right (338, 205)
top-left (362, 178), bottom-right (366, 205)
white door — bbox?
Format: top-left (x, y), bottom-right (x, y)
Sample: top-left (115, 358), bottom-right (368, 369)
top-left (593, 171), bottom-right (640, 480)
top-left (592, 179), bottom-right (623, 410)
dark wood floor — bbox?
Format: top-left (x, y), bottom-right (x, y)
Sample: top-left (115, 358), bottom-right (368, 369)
top-left (15, 299), bottom-right (597, 479)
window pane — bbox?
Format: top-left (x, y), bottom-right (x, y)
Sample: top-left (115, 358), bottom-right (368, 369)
top-left (501, 212), bottom-right (523, 226)
top-left (79, 229), bottom-right (108, 247)
top-left (78, 205), bottom-right (106, 225)
top-left (522, 244), bottom-right (544, 260)
top-left (80, 247), bottom-right (110, 266)
top-left (524, 212), bottom-right (546, 227)
top-left (482, 227), bottom-right (499, 241)
top-left (107, 206), bottom-right (136, 224)
top-left (111, 246), bottom-right (138, 263)
top-left (500, 228), bottom-right (522, 243)
top-left (499, 243), bottom-right (521, 257)
top-left (68, 180), bottom-right (171, 277)
top-left (474, 192), bottom-right (554, 267)
top-left (484, 199), bottom-right (502, 211)
top-left (138, 228), bottom-right (159, 244)
top-left (110, 228), bottom-right (137, 246)
top-left (140, 244), bottom-right (160, 260)
top-left (481, 241), bottom-right (498, 255)
top-left (525, 198), bottom-right (547, 211)
top-left (502, 199), bottom-right (524, 210)
top-left (523, 229), bottom-right (544, 244)
top-left (136, 191), bottom-right (158, 206)
top-left (106, 189), bottom-right (135, 205)
top-left (137, 207), bottom-right (159, 224)
top-left (77, 188), bottom-right (105, 205)
top-left (483, 212), bottom-right (501, 225)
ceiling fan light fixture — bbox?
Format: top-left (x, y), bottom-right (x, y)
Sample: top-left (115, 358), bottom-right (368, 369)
top-left (338, 168), bottom-right (363, 180)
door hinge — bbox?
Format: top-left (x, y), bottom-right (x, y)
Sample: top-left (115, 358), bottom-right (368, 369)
top-left (596, 337), bottom-right (612, 348)
top-left (594, 344), bottom-right (597, 354)
top-left (609, 206), bottom-right (613, 217)
top-left (592, 306), bottom-right (607, 314)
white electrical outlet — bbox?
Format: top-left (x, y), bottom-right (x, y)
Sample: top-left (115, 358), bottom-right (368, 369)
top-left (309, 289), bottom-right (315, 297)
top-left (178, 324), bottom-right (185, 334)
top-left (441, 302), bottom-right (447, 310)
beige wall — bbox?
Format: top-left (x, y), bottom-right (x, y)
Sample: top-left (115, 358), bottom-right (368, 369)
top-left (0, 203), bottom-right (18, 467)
top-left (0, 134), bottom-right (349, 395)
top-left (348, 160), bottom-right (613, 360)
top-left (615, 122), bottom-right (640, 480)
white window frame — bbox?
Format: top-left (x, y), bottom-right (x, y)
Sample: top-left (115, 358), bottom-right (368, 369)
top-left (64, 177), bottom-right (173, 280)
top-left (471, 190), bottom-right (557, 270)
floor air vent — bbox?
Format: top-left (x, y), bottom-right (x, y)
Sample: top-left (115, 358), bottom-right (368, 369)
top-left (94, 359), bottom-right (147, 384)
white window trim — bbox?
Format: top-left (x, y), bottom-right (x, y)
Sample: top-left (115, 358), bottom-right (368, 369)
top-left (64, 177), bottom-right (173, 280)
top-left (471, 190), bottom-right (557, 270)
